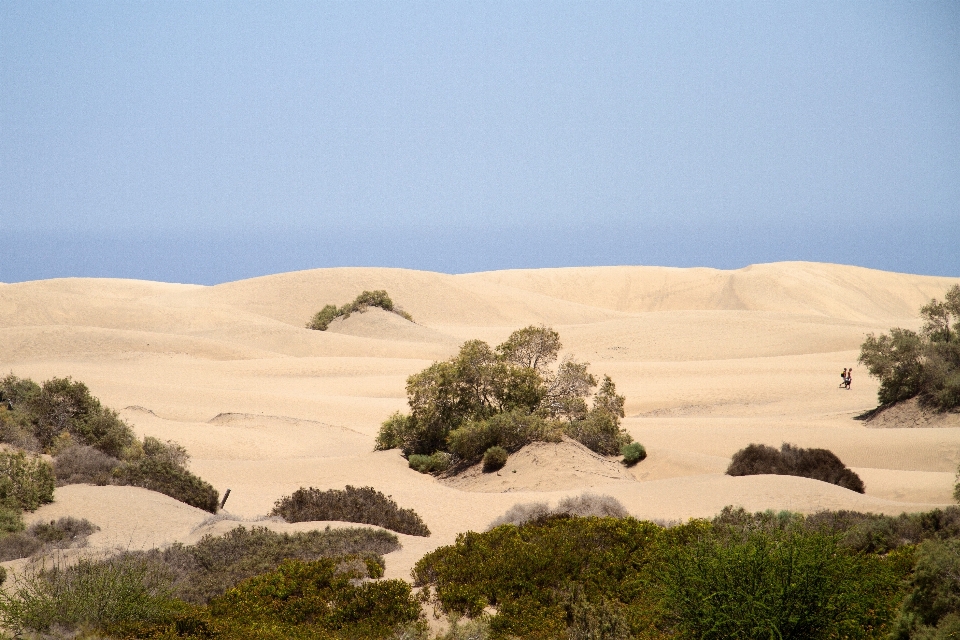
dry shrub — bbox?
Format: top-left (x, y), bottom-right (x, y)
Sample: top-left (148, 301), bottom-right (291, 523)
top-left (271, 485), bottom-right (431, 537)
top-left (0, 517), bottom-right (99, 562)
top-left (726, 443), bottom-right (865, 493)
top-left (53, 444), bottom-right (119, 486)
top-left (488, 493), bottom-right (628, 529)
top-left (139, 525), bottom-right (400, 604)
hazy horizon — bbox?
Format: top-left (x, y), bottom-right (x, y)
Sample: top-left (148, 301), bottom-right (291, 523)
top-left (3, 2), bottom-right (958, 284)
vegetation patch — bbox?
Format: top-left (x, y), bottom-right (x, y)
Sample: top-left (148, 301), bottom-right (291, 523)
top-left (408, 451), bottom-right (451, 474)
top-left (0, 516), bottom-right (99, 562)
top-left (488, 493), bottom-right (628, 529)
top-left (376, 326), bottom-right (633, 470)
top-left (860, 284), bottom-right (960, 412)
top-left (0, 374), bottom-right (220, 513)
top-left (726, 442), bottom-right (865, 493)
top-left (307, 289), bottom-right (414, 330)
top-left (271, 485), bottom-right (431, 537)
top-left (621, 441), bottom-right (647, 465)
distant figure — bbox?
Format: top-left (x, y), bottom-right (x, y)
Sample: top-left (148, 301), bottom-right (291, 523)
top-left (840, 368), bottom-right (848, 388)
top-left (845, 368), bottom-right (852, 390)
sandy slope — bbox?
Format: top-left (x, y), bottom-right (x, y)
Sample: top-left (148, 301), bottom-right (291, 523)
top-left (3, 262), bottom-right (959, 581)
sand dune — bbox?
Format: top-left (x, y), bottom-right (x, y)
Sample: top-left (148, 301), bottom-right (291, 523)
top-left (2, 262), bottom-right (959, 580)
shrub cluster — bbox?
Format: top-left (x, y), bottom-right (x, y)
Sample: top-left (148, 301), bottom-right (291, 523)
top-left (0, 450), bottom-right (55, 535)
top-left (621, 441), bottom-right (647, 465)
top-left (414, 512), bottom-right (911, 639)
top-left (408, 451), bottom-right (451, 473)
top-left (0, 525), bottom-right (417, 639)
top-left (307, 289), bottom-right (414, 331)
top-left (0, 375), bottom-right (220, 513)
top-left (0, 516), bottom-right (99, 562)
top-left (377, 326), bottom-right (634, 471)
top-left (482, 446), bottom-right (508, 472)
top-left (860, 284), bottom-right (960, 411)
top-left (726, 442), bottom-right (865, 493)
top-left (271, 485), bottom-right (431, 537)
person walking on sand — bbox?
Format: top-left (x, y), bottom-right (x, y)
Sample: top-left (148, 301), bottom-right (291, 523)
top-left (840, 368), bottom-right (847, 388)
top-left (845, 368), bottom-right (852, 390)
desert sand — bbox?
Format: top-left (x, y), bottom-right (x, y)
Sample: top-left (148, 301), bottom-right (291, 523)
top-left (2, 261), bottom-right (959, 581)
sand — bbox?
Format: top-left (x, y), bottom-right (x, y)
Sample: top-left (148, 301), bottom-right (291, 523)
top-left (2, 261), bottom-right (959, 581)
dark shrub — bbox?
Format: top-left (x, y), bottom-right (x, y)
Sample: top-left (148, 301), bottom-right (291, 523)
top-left (141, 525), bottom-right (400, 604)
top-left (0, 450), bottom-right (55, 512)
top-left (115, 458), bottom-right (219, 513)
top-left (891, 538), bottom-right (960, 638)
top-left (448, 411), bottom-right (554, 463)
top-left (727, 443), bottom-right (865, 493)
top-left (482, 446), bottom-right (508, 472)
top-left (307, 303), bottom-right (340, 331)
top-left (271, 485), bottom-right (430, 537)
top-left (408, 451), bottom-right (451, 474)
top-left (0, 533), bottom-right (42, 562)
top-left (0, 505), bottom-right (24, 535)
top-left (621, 442), bottom-right (646, 466)
top-left (308, 290), bottom-right (414, 331)
top-left (54, 444), bottom-right (120, 486)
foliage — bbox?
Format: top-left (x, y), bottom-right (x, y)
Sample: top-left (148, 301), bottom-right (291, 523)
top-left (54, 443), bottom-right (120, 486)
top-left (0, 450), bottom-right (55, 513)
top-left (891, 538), bottom-right (960, 639)
top-left (0, 516), bottom-right (99, 562)
top-left (663, 524), bottom-right (910, 639)
top-left (0, 553), bottom-right (180, 636)
top-left (115, 456), bottom-right (219, 513)
top-left (482, 446), bottom-right (508, 472)
top-left (0, 505), bottom-right (24, 535)
top-left (860, 284), bottom-right (960, 411)
top-left (377, 326), bottom-right (632, 463)
top-left (726, 442), bottom-right (865, 493)
top-left (408, 451), bottom-right (451, 474)
top-left (271, 485), bottom-right (431, 537)
top-left (489, 493), bottom-right (629, 529)
top-left (307, 290), bottom-right (414, 330)
top-left (621, 442), bottom-right (647, 466)
top-left (139, 525), bottom-right (400, 605)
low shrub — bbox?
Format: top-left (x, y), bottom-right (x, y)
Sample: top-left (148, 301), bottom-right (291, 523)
top-left (0, 505), bottom-right (24, 535)
top-left (727, 442), bottom-right (865, 493)
top-left (891, 538), bottom-right (960, 639)
top-left (621, 442), bottom-right (646, 466)
top-left (0, 517), bottom-right (99, 562)
top-left (0, 566), bottom-right (5, 587)
top-left (271, 486), bottom-right (430, 537)
top-left (0, 450), bottom-right (55, 513)
top-left (0, 554), bottom-right (180, 637)
top-left (482, 446), bottom-right (508, 472)
top-left (53, 444), bottom-right (120, 486)
top-left (488, 493), bottom-right (627, 529)
top-left (408, 451), bottom-right (451, 474)
top-left (307, 290), bottom-right (414, 331)
top-left (115, 457), bottom-right (219, 513)
top-left (140, 525), bottom-right (400, 605)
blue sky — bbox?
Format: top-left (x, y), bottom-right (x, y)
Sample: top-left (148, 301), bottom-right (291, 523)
top-left (2, 2), bottom-right (958, 283)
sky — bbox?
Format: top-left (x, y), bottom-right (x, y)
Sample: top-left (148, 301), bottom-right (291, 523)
top-left (1, 2), bottom-right (959, 284)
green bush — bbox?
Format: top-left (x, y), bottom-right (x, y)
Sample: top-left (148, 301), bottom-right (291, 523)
top-left (563, 409), bottom-right (633, 456)
top-left (0, 505), bottom-right (23, 535)
top-left (0, 517), bottom-right (99, 562)
top-left (408, 451), bottom-right (451, 474)
top-left (0, 450), bottom-right (55, 513)
top-left (307, 290), bottom-right (414, 331)
top-left (447, 411), bottom-right (555, 463)
top-left (891, 538), bottom-right (960, 639)
top-left (663, 525), bottom-right (910, 639)
top-left (271, 485), bottom-right (430, 537)
top-left (482, 446), bottom-right (508, 472)
top-left (141, 525), bottom-right (400, 605)
top-left (621, 442), bottom-right (646, 466)
top-left (115, 457), bottom-right (219, 513)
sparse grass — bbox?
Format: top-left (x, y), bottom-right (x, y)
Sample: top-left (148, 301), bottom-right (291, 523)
top-left (271, 485), bottom-right (431, 537)
top-left (726, 442), bottom-right (865, 493)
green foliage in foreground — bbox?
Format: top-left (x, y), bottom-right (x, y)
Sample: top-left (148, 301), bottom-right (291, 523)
top-left (414, 513), bottom-right (913, 640)
top-left (621, 442), bottom-right (647, 465)
top-left (0, 450), bottom-right (54, 513)
top-left (307, 289), bottom-right (414, 330)
top-left (859, 284), bottom-right (960, 411)
top-left (377, 326), bottom-right (634, 466)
